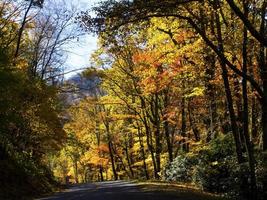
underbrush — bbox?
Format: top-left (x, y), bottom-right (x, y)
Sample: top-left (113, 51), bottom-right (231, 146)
top-left (163, 134), bottom-right (246, 198)
top-left (0, 153), bottom-right (58, 200)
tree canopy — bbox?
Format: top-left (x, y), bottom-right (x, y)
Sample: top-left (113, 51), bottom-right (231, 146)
top-left (1, 0), bottom-right (267, 200)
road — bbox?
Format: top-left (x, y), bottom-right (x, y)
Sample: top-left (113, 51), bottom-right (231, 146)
top-left (37, 181), bottom-right (141, 200)
top-left (36, 181), bottom-right (223, 200)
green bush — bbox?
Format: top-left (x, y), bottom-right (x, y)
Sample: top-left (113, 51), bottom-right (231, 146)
top-left (194, 155), bottom-right (239, 193)
top-left (163, 134), bottom-right (241, 194)
top-left (193, 134), bottom-right (240, 193)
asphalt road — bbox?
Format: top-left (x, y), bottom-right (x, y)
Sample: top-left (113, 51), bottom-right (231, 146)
top-left (36, 181), bottom-right (222, 200)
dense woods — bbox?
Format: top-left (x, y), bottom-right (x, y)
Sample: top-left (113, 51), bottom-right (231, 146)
top-left (1, 0), bottom-right (267, 200)
top-left (0, 0), bottom-right (78, 198)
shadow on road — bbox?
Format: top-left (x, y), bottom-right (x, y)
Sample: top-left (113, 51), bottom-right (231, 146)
top-left (36, 181), bottom-right (224, 200)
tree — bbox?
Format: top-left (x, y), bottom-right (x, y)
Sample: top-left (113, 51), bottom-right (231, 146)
top-left (78, 0), bottom-right (266, 198)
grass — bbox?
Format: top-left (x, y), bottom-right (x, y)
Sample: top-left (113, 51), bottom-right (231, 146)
top-left (137, 181), bottom-right (230, 200)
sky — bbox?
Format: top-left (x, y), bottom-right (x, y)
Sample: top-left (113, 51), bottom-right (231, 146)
top-left (64, 0), bottom-right (100, 78)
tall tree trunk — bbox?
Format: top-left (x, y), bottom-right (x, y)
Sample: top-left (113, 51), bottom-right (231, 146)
top-left (163, 91), bottom-right (173, 162)
top-left (232, 73), bottom-right (243, 140)
top-left (141, 97), bottom-right (158, 179)
top-left (125, 139), bottom-right (134, 178)
top-left (105, 123), bottom-right (118, 180)
top-left (99, 166), bottom-right (104, 181)
top-left (73, 159), bottom-right (79, 184)
top-left (259, 3), bottom-right (267, 198)
top-left (95, 118), bottom-right (104, 181)
top-left (108, 140), bottom-right (118, 180)
top-left (15, 0), bottom-right (34, 58)
top-left (188, 100), bottom-right (200, 141)
top-left (181, 96), bottom-right (187, 152)
top-left (214, 0), bottom-right (244, 163)
top-left (143, 113), bottom-right (157, 179)
top-left (137, 125), bottom-right (149, 180)
top-left (199, 1), bottom-right (218, 142)
top-left (112, 144), bottom-right (130, 179)
top-left (205, 52), bottom-right (218, 142)
top-left (220, 66), bottom-right (244, 162)
top-left (213, 4), bottom-right (250, 198)
top-left (251, 97), bottom-right (258, 140)
top-left (164, 120), bottom-right (173, 162)
top-left (154, 93), bottom-right (161, 179)
top-left (241, 3), bottom-right (257, 197)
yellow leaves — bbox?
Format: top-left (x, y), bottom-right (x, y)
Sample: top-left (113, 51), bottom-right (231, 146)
top-left (127, 19), bottom-right (205, 96)
top-left (211, 161), bottom-right (219, 166)
top-left (186, 87), bottom-right (205, 98)
top-left (15, 58), bottom-right (29, 70)
top-left (133, 160), bottom-right (144, 167)
top-left (132, 141), bottom-right (141, 154)
top-left (99, 95), bottom-right (123, 105)
top-left (81, 146), bottom-right (109, 167)
top-left (176, 38), bottom-right (203, 56)
top-left (147, 17), bottom-right (180, 47)
top-left (111, 113), bottom-right (137, 121)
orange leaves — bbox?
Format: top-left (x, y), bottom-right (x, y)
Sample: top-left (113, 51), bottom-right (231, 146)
top-left (173, 30), bottom-right (195, 44)
top-left (81, 144), bottom-right (110, 167)
top-left (96, 144), bottom-right (109, 154)
top-left (132, 51), bottom-right (155, 65)
top-left (163, 105), bottom-right (180, 125)
top-left (132, 50), bottom-right (181, 94)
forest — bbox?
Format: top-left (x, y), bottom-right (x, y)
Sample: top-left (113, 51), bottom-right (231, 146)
top-left (0, 0), bottom-right (267, 200)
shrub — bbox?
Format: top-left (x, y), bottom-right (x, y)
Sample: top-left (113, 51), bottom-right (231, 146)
top-left (163, 153), bottom-right (198, 182)
top-left (194, 155), bottom-right (239, 193)
top-left (193, 134), bottom-right (240, 193)
top-left (163, 134), bottom-right (241, 194)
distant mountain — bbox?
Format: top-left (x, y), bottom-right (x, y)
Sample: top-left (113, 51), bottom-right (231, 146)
top-left (60, 73), bottom-right (102, 105)
top-left (68, 73), bottom-right (100, 94)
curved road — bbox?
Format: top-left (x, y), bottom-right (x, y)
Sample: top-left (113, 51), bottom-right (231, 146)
top-left (36, 181), bottom-right (222, 200)
top-left (38, 181), bottom-right (142, 200)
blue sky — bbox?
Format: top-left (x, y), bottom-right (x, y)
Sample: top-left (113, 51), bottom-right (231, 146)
top-left (64, 0), bottom-right (100, 78)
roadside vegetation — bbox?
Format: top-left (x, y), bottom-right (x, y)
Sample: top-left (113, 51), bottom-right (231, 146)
top-left (0, 0), bottom-right (78, 199)
top-left (138, 182), bottom-right (227, 200)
